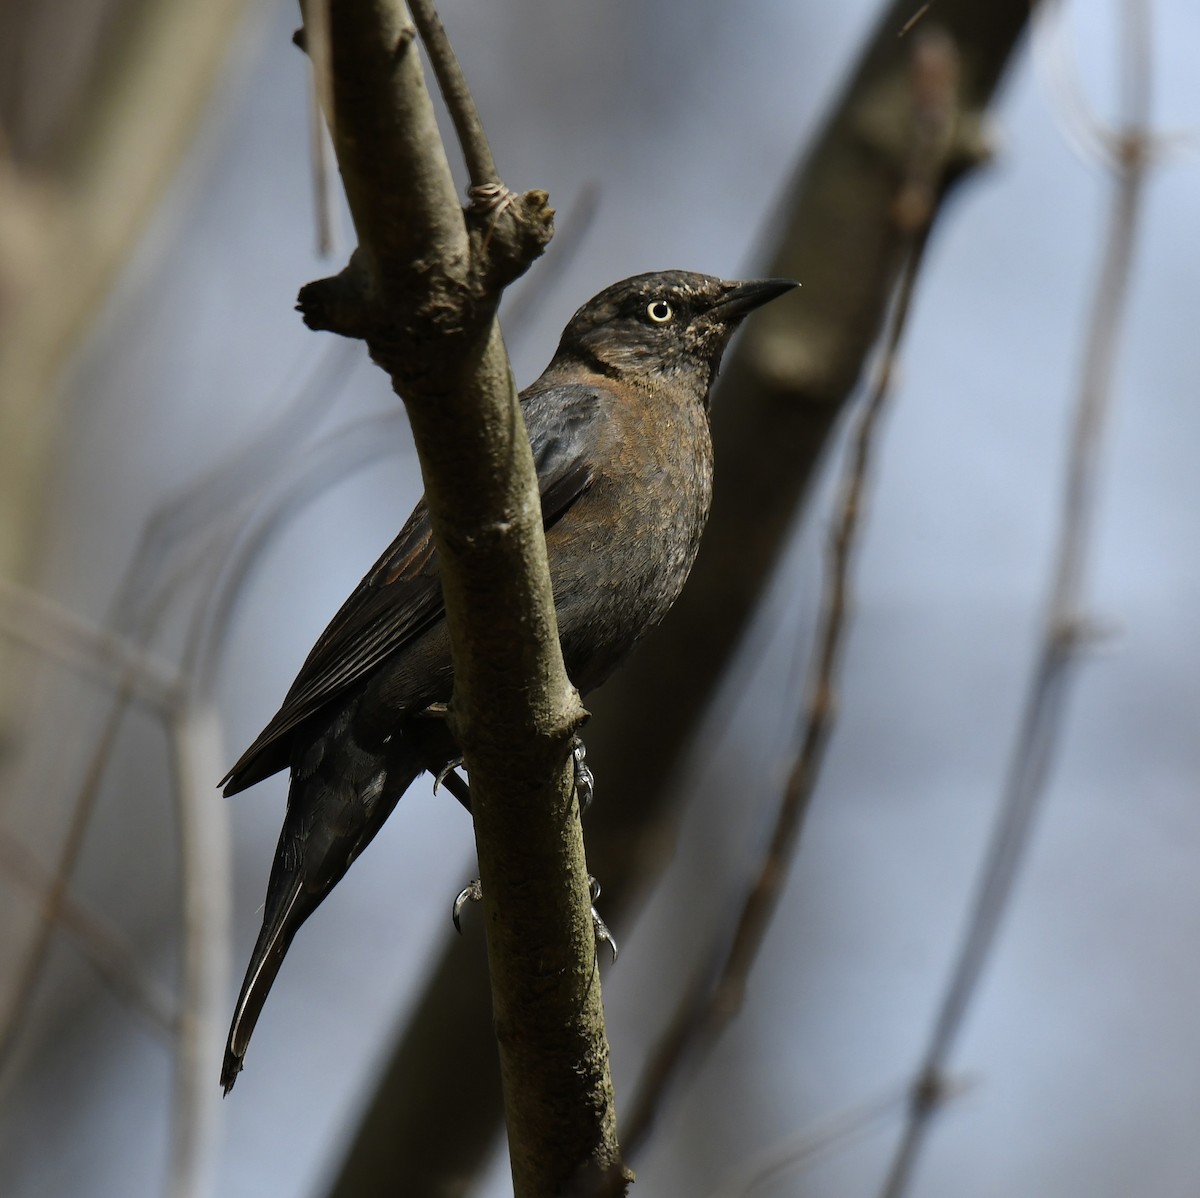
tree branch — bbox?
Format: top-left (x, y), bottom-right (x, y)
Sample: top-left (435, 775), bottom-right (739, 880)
top-left (407, 0), bottom-right (497, 188)
top-left (294, 1), bottom-right (621, 1192)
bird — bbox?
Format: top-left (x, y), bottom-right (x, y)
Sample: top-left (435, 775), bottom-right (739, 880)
top-left (219, 269), bottom-right (797, 1093)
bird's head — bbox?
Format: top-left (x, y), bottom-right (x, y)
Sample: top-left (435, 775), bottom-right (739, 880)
top-left (553, 270), bottom-right (797, 401)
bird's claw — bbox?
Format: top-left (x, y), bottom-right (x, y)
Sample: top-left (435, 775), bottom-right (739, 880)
top-left (571, 736), bottom-right (594, 812)
top-left (452, 878), bottom-right (482, 932)
top-left (589, 875), bottom-right (617, 962)
top-left (438, 740), bottom-right (588, 808)
top-left (433, 756), bottom-right (465, 795)
top-left (591, 907), bottom-right (618, 962)
top-left (452, 874), bottom-right (616, 961)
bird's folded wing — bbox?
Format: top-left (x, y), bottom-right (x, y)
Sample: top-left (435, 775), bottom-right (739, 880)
top-left (222, 382), bottom-right (607, 793)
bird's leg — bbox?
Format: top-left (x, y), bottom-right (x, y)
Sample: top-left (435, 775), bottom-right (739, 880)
top-left (412, 703), bottom-right (473, 813)
top-left (446, 733), bottom-right (604, 945)
top-left (419, 709), bottom-right (586, 815)
top-left (571, 735), bottom-right (594, 812)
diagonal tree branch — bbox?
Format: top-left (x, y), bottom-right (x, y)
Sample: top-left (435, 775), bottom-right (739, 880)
top-left (291, 1), bottom-right (621, 1192)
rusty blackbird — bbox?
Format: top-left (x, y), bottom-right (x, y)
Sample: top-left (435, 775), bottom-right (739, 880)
top-left (220, 269), bottom-right (796, 1092)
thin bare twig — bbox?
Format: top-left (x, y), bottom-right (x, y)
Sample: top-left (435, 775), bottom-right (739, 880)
top-left (407, 0), bottom-right (498, 189)
top-left (620, 32), bottom-right (960, 1159)
top-left (877, 3), bottom-right (1155, 1195)
top-left (0, 300), bottom-right (402, 1117)
top-left (110, 339), bottom-right (359, 642)
top-left (0, 373), bottom-right (386, 1192)
top-left (0, 608), bottom-right (232, 1196)
top-left (14, 339), bottom-right (360, 930)
top-left (715, 1086), bottom-right (908, 1198)
top-left (1031, 0), bottom-right (1113, 168)
top-left (0, 617), bottom-right (228, 1198)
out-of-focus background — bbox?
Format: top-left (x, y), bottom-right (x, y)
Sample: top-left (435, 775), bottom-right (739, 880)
top-left (1, 1), bottom-right (1197, 1196)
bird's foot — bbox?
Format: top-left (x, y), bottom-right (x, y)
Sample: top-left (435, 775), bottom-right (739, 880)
top-left (433, 739), bottom-right (588, 811)
top-left (572, 736), bottom-right (594, 812)
top-left (451, 874), bottom-right (616, 962)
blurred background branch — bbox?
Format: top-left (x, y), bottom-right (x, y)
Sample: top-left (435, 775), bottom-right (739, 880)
top-left (878, 1), bottom-right (1158, 1193)
top-left (0, 0), bottom-right (252, 581)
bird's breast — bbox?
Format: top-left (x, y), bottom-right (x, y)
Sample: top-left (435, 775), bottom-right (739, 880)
top-left (548, 395), bottom-right (713, 695)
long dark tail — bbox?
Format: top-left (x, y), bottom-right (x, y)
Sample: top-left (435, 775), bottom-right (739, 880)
top-left (221, 711), bottom-right (427, 1094)
top-left (221, 866), bottom-right (309, 1093)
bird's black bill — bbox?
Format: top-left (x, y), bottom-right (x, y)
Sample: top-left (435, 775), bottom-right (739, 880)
top-left (709, 277), bottom-right (798, 322)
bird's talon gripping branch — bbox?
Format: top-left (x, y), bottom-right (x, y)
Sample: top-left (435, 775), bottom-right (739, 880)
top-left (452, 873), bottom-right (615, 961)
top-left (452, 879), bottom-right (483, 933)
top-left (468, 180), bottom-right (517, 216)
top-left (571, 736), bottom-right (594, 813)
top-left (591, 898), bottom-right (618, 963)
top-left (433, 756), bottom-right (465, 795)
top-left (588, 875), bottom-right (616, 961)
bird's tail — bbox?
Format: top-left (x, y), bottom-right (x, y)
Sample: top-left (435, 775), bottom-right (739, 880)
top-left (221, 868), bottom-right (308, 1094)
top-left (220, 717), bottom-right (430, 1094)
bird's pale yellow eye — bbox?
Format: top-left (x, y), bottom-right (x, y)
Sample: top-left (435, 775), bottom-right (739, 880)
top-left (646, 299), bottom-right (674, 324)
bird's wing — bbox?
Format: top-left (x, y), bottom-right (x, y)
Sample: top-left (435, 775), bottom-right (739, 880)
top-left (222, 381), bottom-right (607, 792)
